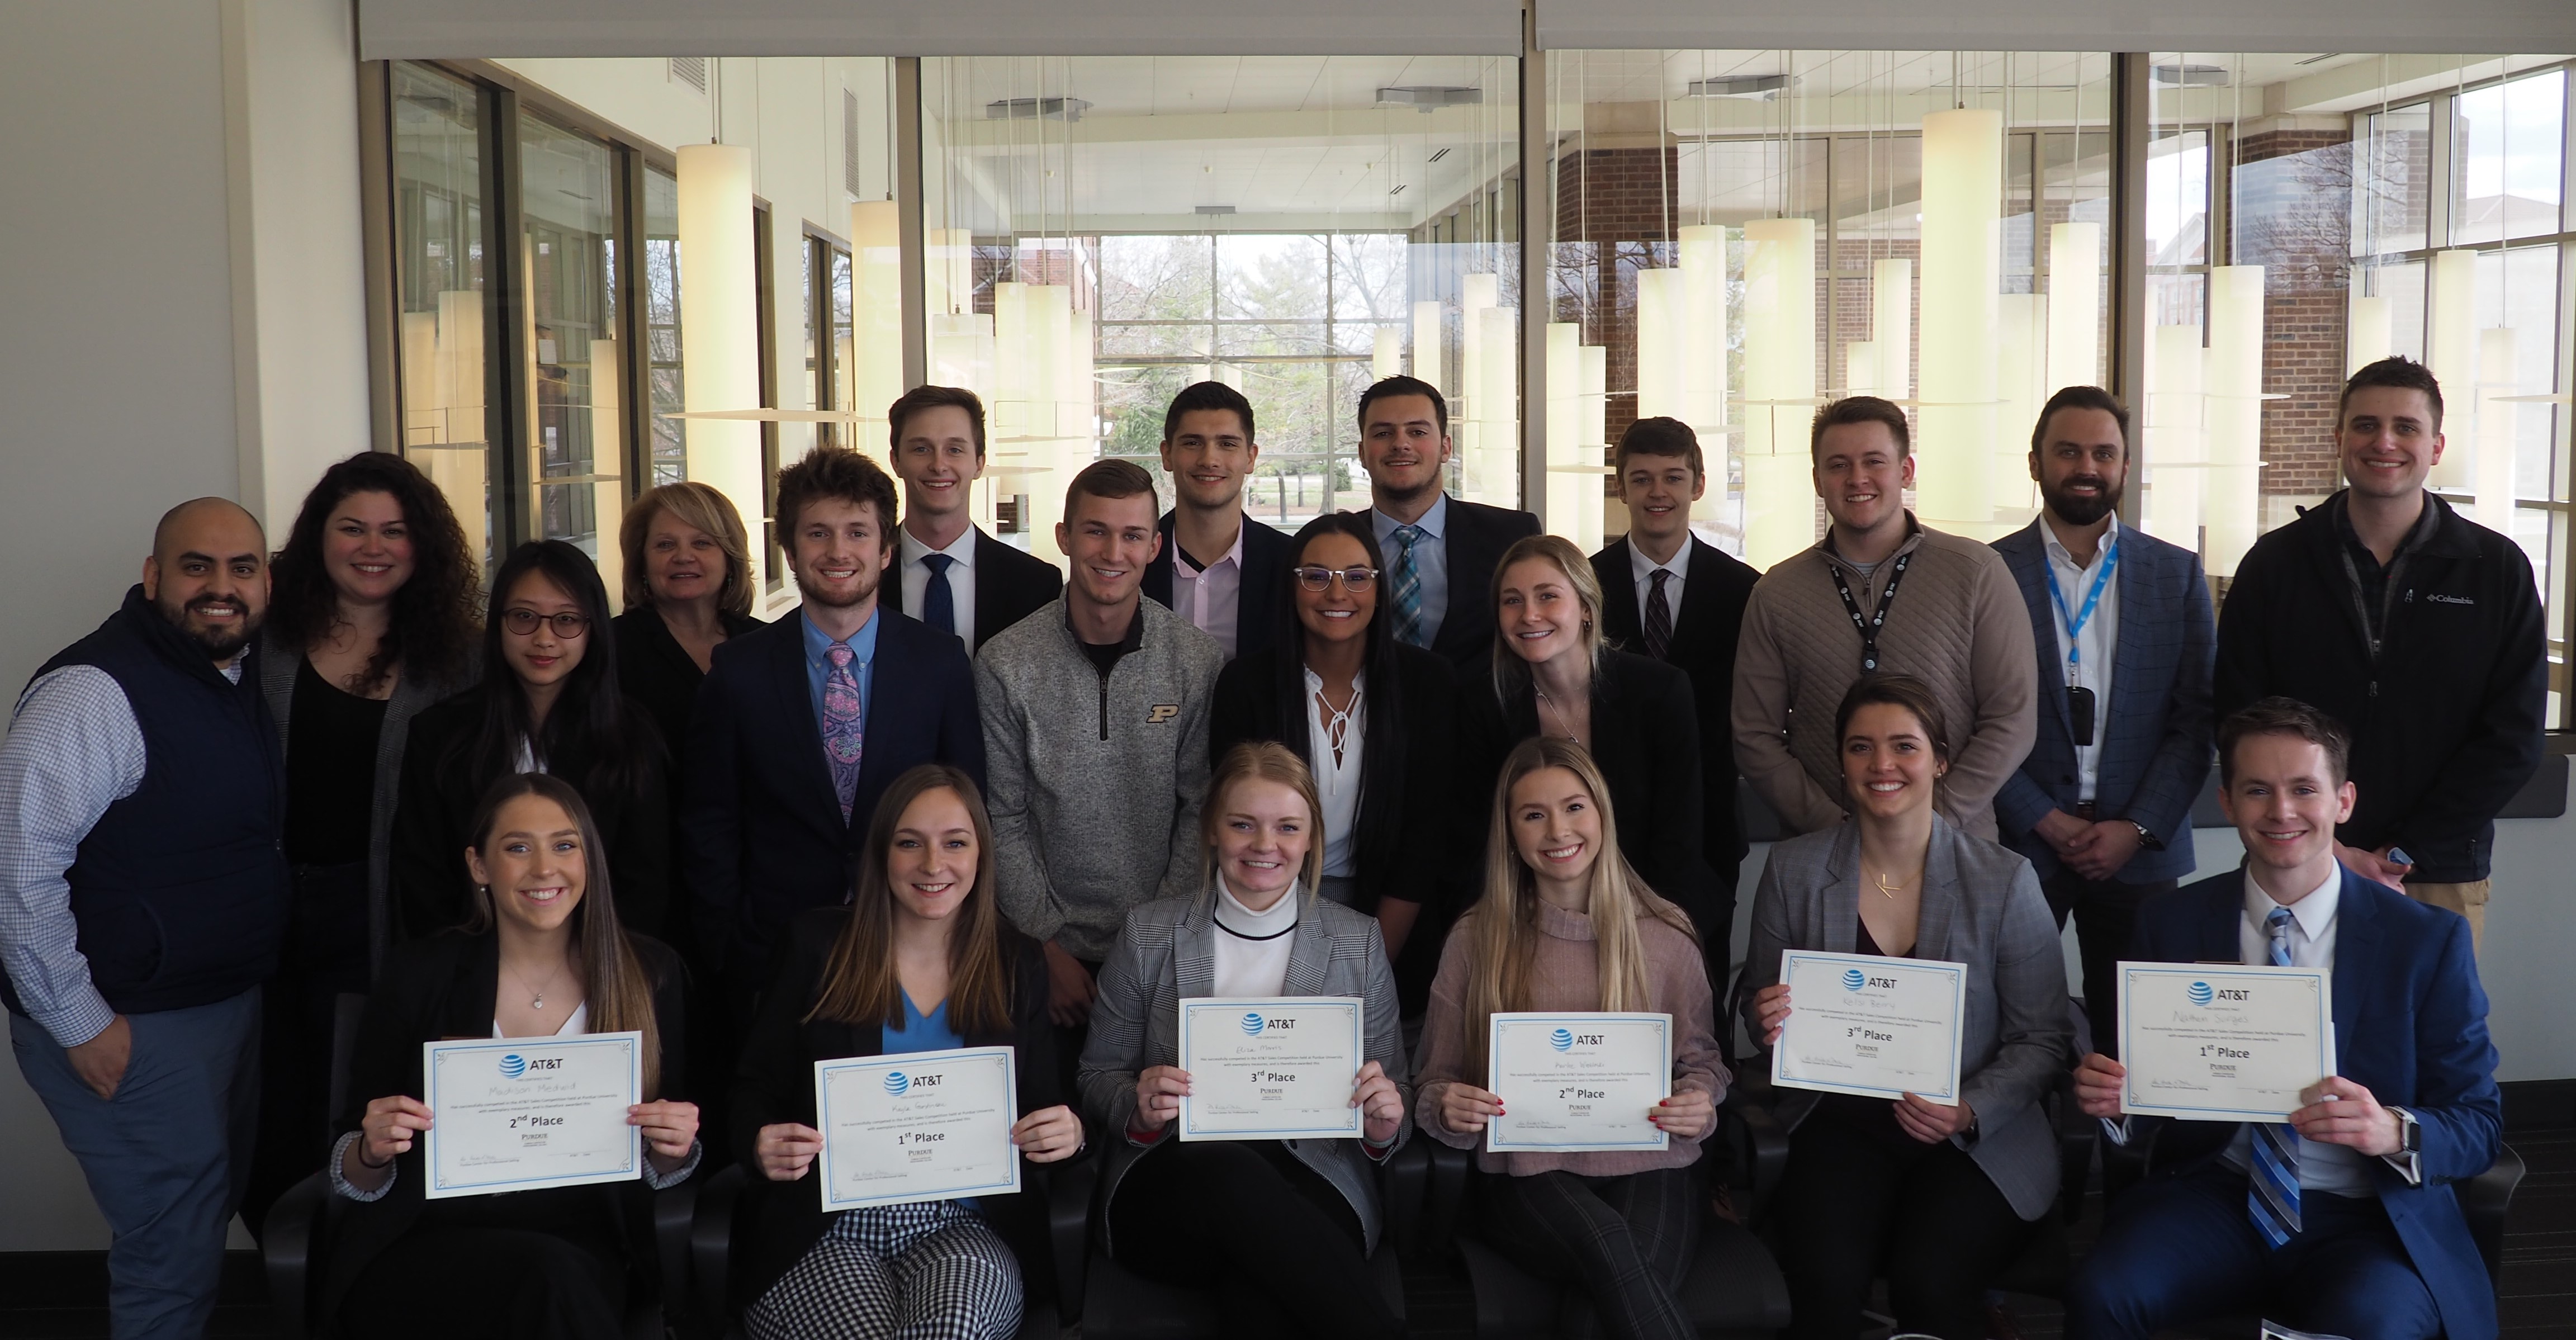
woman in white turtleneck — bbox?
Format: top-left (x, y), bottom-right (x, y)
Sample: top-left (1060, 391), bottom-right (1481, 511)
top-left (1074, 741), bottom-right (1411, 1340)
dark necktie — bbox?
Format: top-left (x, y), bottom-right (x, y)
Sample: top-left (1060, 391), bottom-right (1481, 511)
top-left (922, 552), bottom-right (958, 638)
top-left (1644, 568), bottom-right (1675, 661)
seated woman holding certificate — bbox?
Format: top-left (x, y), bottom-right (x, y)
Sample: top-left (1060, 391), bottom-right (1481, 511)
top-left (1740, 675), bottom-right (2071, 1340)
top-left (732, 763), bottom-right (1085, 1340)
top-left (1076, 741), bottom-right (1410, 1340)
top-left (326, 773), bottom-right (700, 1340)
top-left (1414, 735), bottom-right (1726, 1340)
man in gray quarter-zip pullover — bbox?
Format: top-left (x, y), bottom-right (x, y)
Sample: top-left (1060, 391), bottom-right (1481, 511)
top-left (977, 458), bottom-right (1223, 1082)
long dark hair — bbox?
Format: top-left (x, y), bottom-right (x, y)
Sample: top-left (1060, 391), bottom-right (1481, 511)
top-left (462, 773), bottom-right (665, 1097)
top-left (472, 541), bottom-right (659, 805)
top-left (267, 451), bottom-right (481, 692)
top-left (1259, 512), bottom-right (1410, 880)
top-left (808, 765), bottom-right (1015, 1036)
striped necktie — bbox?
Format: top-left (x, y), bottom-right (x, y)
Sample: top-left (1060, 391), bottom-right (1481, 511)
top-left (2248, 905), bottom-right (2304, 1247)
top-left (1644, 568), bottom-right (1675, 660)
top-left (1389, 525), bottom-right (1427, 648)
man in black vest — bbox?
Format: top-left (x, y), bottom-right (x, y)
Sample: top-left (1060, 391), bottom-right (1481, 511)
top-left (0, 499), bottom-right (286, 1339)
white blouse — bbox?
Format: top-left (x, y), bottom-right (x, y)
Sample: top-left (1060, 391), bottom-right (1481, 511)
top-left (1303, 667), bottom-right (1366, 879)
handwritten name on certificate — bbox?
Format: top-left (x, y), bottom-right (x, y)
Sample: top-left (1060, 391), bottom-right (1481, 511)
top-left (1178, 997), bottom-right (1365, 1141)
top-left (1772, 950), bottom-right (1968, 1104)
top-left (2120, 964), bottom-right (2331, 1123)
top-left (422, 1033), bottom-right (642, 1200)
top-left (1486, 1013), bottom-right (1671, 1153)
top-left (815, 1047), bottom-right (1020, 1211)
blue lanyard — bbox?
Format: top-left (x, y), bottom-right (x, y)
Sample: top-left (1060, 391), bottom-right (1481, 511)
top-left (2043, 536), bottom-right (2119, 678)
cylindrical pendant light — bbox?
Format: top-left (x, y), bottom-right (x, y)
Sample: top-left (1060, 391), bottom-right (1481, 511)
top-left (2204, 266), bottom-right (2266, 576)
top-left (1546, 321), bottom-right (1585, 543)
top-left (2427, 249), bottom-right (2478, 490)
top-left (1479, 304), bottom-right (1518, 506)
top-left (2144, 323), bottom-right (2205, 548)
top-left (1678, 224), bottom-right (1729, 439)
top-left (2047, 222), bottom-right (2101, 392)
top-left (2476, 326), bottom-right (2520, 526)
top-left (1742, 217), bottom-right (1816, 568)
top-left (1374, 327), bottom-right (1403, 381)
top-left (677, 142), bottom-right (763, 582)
top-left (1873, 258), bottom-right (1913, 401)
top-left (2346, 293), bottom-right (2392, 376)
top-left (1917, 108), bottom-right (2004, 536)
top-left (851, 200), bottom-right (904, 441)
top-left (1997, 293), bottom-right (2047, 514)
top-left (1634, 268), bottom-right (1684, 422)
top-left (1412, 300), bottom-right (1443, 392)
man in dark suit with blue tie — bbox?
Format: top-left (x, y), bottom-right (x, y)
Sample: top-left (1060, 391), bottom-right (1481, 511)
top-left (683, 444), bottom-right (986, 1019)
top-left (1992, 387), bottom-right (2215, 1051)
top-left (2064, 699), bottom-right (2501, 1340)
top-left (879, 385), bottom-right (1065, 654)
top-left (1355, 376), bottom-right (1541, 669)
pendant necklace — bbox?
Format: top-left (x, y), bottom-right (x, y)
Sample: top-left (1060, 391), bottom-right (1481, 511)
top-left (511, 960), bottom-right (566, 1010)
top-left (1874, 871), bottom-right (1912, 899)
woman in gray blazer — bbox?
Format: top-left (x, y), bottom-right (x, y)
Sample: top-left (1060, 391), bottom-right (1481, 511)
top-left (1076, 742), bottom-right (1409, 1340)
top-left (243, 449), bottom-right (481, 1238)
top-left (1740, 675), bottom-right (2071, 1340)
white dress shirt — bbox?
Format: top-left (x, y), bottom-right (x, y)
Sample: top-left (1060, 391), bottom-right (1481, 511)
top-left (2215, 863), bottom-right (2420, 1195)
top-left (2041, 514), bottom-right (2120, 802)
top-left (1305, 668), bottom-right (1367, 879)
top-left (1171, 519), bottom-right (1247, 659)
top-left (1628, 537), bottom-right (1692, 634)
top-left (1211, 877), bottom-right (1300, 997)
top-left (900, 524), bottom-right (981, 651)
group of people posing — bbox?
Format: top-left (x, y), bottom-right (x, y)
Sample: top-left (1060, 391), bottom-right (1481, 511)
top-left (0, 357), bottom-right (2534, 1340)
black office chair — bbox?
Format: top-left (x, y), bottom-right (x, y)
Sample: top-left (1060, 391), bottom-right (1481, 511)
top-left (259, 992), bottom-right (699, 1340)
top-left (1053, 1140), bottom-right (1427, 1340)
top-left (690, 1159), bottom-right (1079, 1340)
top-left (1431, 1092), bottom-right (1794, 1340)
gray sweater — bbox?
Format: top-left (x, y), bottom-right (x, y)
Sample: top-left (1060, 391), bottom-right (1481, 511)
top-left (974, 597), bottom-right (1224, 962)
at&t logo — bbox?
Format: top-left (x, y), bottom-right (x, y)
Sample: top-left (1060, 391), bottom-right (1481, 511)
top-left (2187, 982), bottom-right (2215, 1006)
top-left (1549, 1028), bottom-right (1574, 1052)
top-left (884, 1071), bottom-right (911, 1097)
top-left (1842, 968), bottom-right (1867, 992)
top-left (1240, 1012), bottom-right (1266, 1036)
top-left (498, 1053), bottom-right (527, 1079)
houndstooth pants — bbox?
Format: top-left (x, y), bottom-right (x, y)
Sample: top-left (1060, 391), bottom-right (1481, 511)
top-left (746, 1199), bottom-right (1024, 1340)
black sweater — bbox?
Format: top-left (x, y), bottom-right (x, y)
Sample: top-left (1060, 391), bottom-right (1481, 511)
top-left (2214, 491), bottom-right (2546, 882)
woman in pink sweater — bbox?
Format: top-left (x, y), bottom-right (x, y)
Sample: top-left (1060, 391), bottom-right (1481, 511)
top-left (1414, 736), bottom-right (1730, 1340)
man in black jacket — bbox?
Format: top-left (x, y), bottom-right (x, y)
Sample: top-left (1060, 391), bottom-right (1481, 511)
top-left (880, 385), bottom-right (1065, 653)
top-left (2214, 357), bottom-right (2545, 950)
top-left (1355, 375), bottom-right (1541, 668)
top-left (1143, 380), bottom-right (1292, 661)
top-left (1590, 417), bottom-right (1759, 988)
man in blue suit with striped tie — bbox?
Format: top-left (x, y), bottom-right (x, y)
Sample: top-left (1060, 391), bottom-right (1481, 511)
top-left (1993, 386), bottom-right (2215, 1053)
top-left (2064, 699), bottom-right (2501, 1340)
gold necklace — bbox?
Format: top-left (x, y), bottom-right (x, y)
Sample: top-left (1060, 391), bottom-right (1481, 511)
top-left (1874, 871), bottom-right (1912, 898)
top-left (1533, 687), bottom-right (1579, 740)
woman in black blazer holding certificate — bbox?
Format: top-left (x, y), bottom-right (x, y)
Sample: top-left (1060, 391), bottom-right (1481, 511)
top-left (733, 763), bottom-right (1084, 1340)
top-left (325, 773), bottom-right (700, 1340)
top-left (1460, 534), bottom-right (1711, 916)
top-left (1077, 742), bottom-right (1410, 1340)
top-left (1208, 511), bottom-right (1461, 992)
top-left (1741, 675), bottom-right (2071, 1340)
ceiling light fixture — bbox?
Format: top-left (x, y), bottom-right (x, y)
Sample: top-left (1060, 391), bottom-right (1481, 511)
top-left (984, 96), bottom-right (1092, 122)
top-left (1687, 74), bottom-right (1792, 100)
top-left (1376, 86), bottom-right (1480, 112)
top-left (2151, 64), bottom-right (2232, 87)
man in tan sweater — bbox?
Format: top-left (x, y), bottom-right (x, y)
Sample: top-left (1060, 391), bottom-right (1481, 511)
top-left (1731, 397), bottom-right (2038, 840)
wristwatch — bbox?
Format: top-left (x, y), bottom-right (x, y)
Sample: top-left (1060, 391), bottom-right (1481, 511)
top-left (2389, 1106), bottom-right (2422, 1156)
top-left (2128, 821), bottom-right (2161, 850)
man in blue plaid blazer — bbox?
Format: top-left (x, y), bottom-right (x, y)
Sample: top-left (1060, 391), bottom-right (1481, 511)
top-left (1992, 387), bottom-right (2215, 1053)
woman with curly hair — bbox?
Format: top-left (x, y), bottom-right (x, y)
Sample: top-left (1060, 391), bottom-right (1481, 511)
top-left (245, 448), bottom-right (482, 1237)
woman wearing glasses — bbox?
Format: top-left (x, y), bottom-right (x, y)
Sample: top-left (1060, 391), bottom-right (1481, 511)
top-left (1460, 534), bottom-right (1711, 910)
top-left (394, 540), bottom-right (673, 941)
top-left (1209, 512), bottom-right (1460, 978)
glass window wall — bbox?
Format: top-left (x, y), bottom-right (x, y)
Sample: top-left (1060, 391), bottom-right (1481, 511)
top-left (390, 61), bottom-right (497, 574)
top-left (515, 111), bottom-right (625, 590)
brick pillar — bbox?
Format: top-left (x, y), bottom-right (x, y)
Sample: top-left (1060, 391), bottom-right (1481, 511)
top-left (1554, 143), bottom-right (1677, 449)
top-left (2233, 127), bottom-right (2356, 500)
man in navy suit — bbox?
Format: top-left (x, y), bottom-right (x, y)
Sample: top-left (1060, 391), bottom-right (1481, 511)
top-left (879, 385), bottom-right (1064, 654)
top-left (1355, 375), bottom-right (1541, 668)
top-left (1589, 416), bottom-right (1759, 990)
top-left (1993, 387), bottom-right (2215, 1051)
top-left (683, 444), bottom-right (986, 1015)
top-left (1142, 380), bottom-right (1291, 661)
top-left (2064, 699), bottom-right (2501, 1340)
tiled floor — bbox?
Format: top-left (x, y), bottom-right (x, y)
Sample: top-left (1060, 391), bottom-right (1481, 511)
top-left (2, 1116), bottom-right (2569, 1338)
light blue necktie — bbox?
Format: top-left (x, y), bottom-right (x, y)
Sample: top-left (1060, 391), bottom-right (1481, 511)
top-left (1389, 525), bottom-right (1427, 648)
top-left (2249, 905), bottom-right (2304, 1247)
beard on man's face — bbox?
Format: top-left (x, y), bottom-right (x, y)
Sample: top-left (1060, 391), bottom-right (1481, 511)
top-left (2043, 475), bottom-right (2123, 528)
top-left (157, 591), bottom-right (261, 662)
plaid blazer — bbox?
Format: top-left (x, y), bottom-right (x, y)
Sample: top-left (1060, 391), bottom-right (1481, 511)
top-left (1077, 890), bottom-right (1411, 1256)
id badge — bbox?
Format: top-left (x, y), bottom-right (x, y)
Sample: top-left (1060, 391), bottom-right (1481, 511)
top-left (2067, 685), bottom-right (2096, 742)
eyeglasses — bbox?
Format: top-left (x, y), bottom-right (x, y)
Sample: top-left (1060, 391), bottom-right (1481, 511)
top-left (500, 608), bottom-right (592, 638)
top-left (1292, 566), bottom-right (1380, 593)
